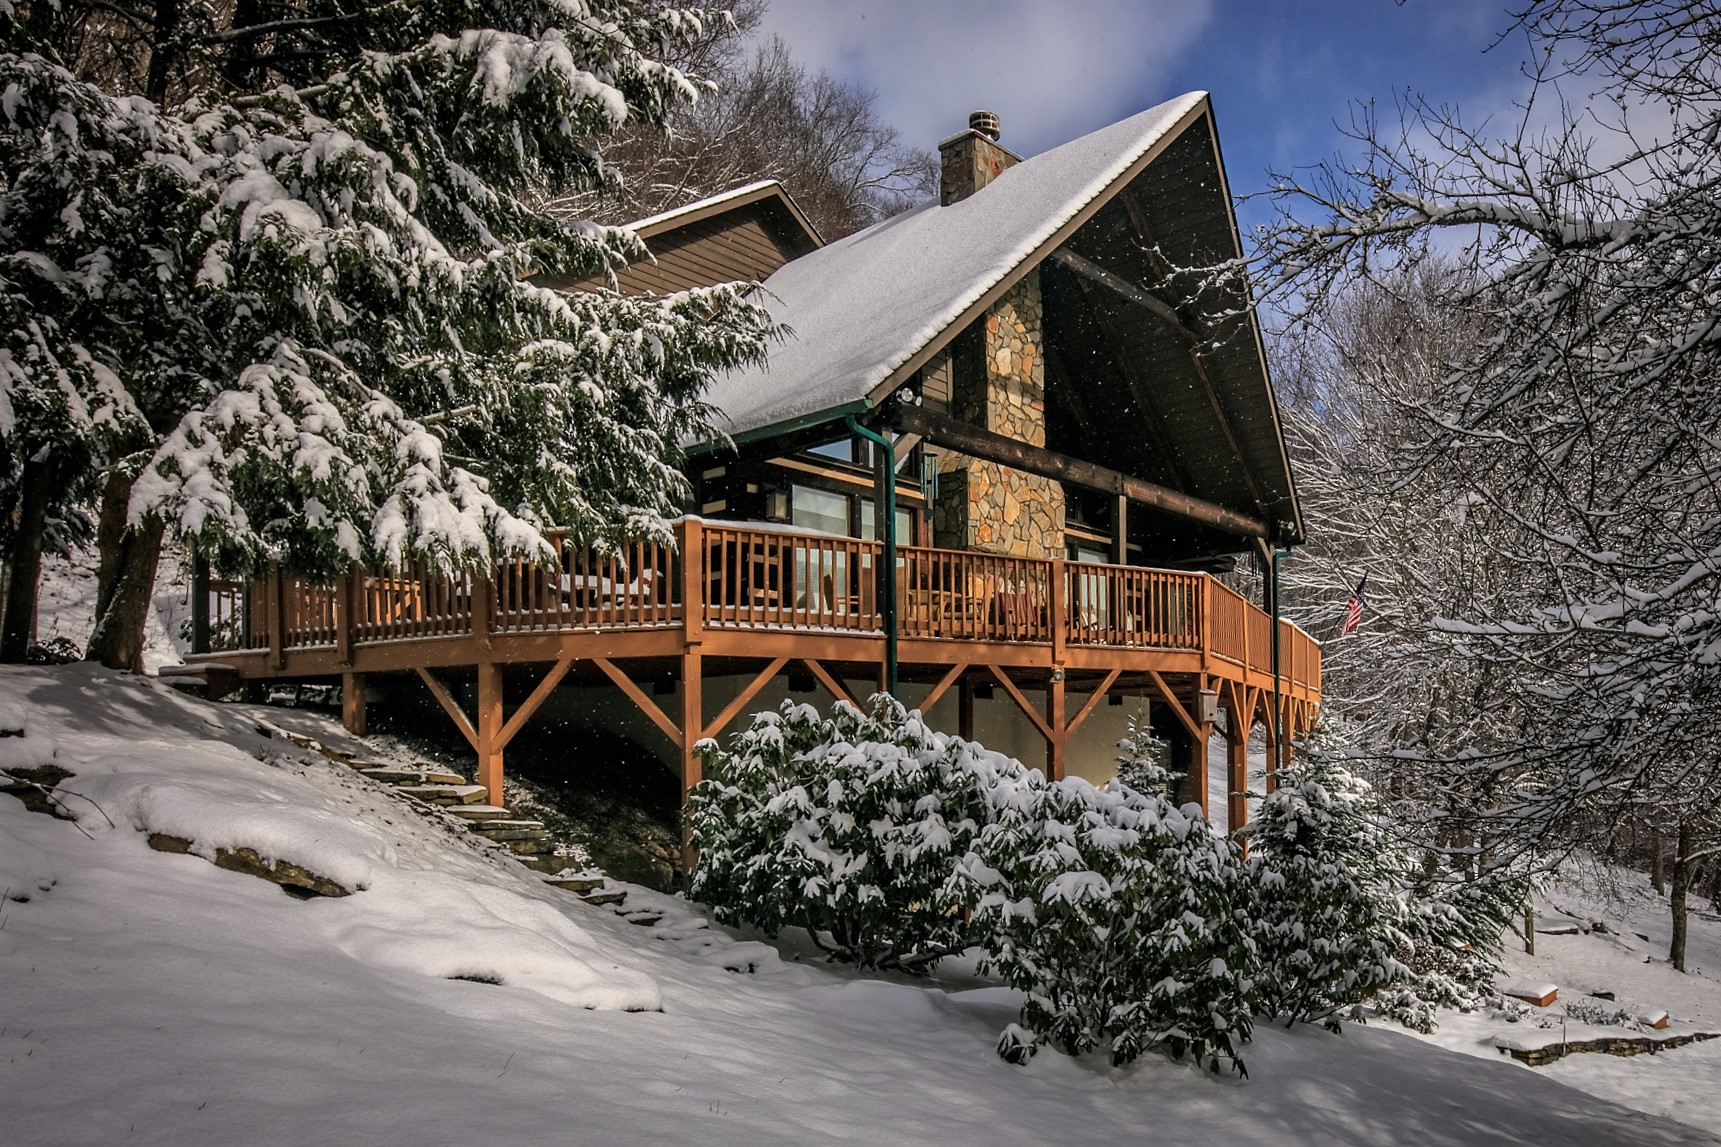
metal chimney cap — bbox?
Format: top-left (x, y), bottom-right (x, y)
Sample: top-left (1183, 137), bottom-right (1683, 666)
top-left (968, 110), bottom-right (1000, 141)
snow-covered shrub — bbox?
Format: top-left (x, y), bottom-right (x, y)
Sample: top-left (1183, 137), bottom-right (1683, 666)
top-left (957, 765), bottom-right (1255, 1073)
top-left (687, 694), bottom-right (1020, 972)
top-left (1379, 867), bottom-right (1528, 1030)
top-left (1113, 716), bottom-right (1173, 798)
top-left (1241, 748), bottom-right (1411, 1029)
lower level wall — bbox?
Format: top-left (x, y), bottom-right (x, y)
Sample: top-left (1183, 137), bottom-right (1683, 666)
top-left (506, 674), bottom-right (1147, 788)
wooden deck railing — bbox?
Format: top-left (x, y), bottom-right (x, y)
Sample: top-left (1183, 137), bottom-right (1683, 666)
top-left (205, 520), bottom-right (1318, 693)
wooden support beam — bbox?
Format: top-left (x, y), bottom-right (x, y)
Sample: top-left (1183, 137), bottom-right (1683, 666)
top-left (191, 552), bottom-right (210, 655)
top-left (1050, 247), bottom-right (1203, 344)
top-left (1145, 670), bottom-right (1202, 741)
top-left (1064, 668), bottom-right (1122, 740)
top-left (892, 432), bottom-right (922, 470)
top-left (888, 404), bottom-right (1268, 540)
top-left (594, 656), bottom-right (681, 745)
top-left (1068, 275), bottom-right (1194, 492)
top-left (801, 659), bottom-right (859, 710)
top-left (497, 657), bottom-right (575, 751)
top-left (1186, 720), bottom-right (1210, 818)
top-left (1227, 705), bottom-right (1249, 836)
top-left (1116, 192), bottom-right (1270, 516)
top-left (702, 656), bottom-right (790, 741)
top-left (680, 648), bottom-right (703, 874)
top-left (341, 671), bottom-right (366, 736)
top-left (918, 663), bottom-right (968, 716)
top-left (336, 566), bottom-right (355, 666)
top-left (475, 662), bottom-right (503, 801)
top-left (1047, 671), bottom-right (1067, 781)
top-left (987, 665), bottom-right (1054, 743)
top-left (268, 564), bottom-right (285, 670)
top-left (416, 667), bottom-right (477, 750)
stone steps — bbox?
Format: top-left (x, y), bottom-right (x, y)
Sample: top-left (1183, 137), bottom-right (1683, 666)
top-left (445, 804), bottom-right (513, 821)
top-left (399, 783), bottom-right (489, 806)
top-left (544, 875), bottom-right (606, 893)
top-left (360, 765), bottom-right (467, 787)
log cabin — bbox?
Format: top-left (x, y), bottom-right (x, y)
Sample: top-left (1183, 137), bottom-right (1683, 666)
top-left (184, 92), bottom-right (1320, 849)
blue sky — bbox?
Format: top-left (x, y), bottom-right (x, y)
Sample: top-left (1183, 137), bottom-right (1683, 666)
top-left (759, 0), bottom-right (1544, 227)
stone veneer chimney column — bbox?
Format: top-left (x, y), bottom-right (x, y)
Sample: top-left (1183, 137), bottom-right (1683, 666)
top-left (930, 113), bottom-right (1067, 560)
top-left (939, 110), bottom-right (1019, 205)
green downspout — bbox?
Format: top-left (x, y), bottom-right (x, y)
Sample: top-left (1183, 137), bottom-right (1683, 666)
top-left (847, 417), bottom-right (898, 697)
top-left (1270, 545), bottom-right (1293, 778)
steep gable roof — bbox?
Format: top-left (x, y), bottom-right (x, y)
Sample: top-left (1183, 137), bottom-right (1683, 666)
top-left (702, 92), bottom-right (1209, 439)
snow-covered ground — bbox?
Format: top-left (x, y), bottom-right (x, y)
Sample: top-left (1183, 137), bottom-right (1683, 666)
top-left (3, 664), bottom-right (1718, 1146)
top-left (31, 547), bottom-right (190, 674)
top-left (1393, 861), bottom-right (1721, 1136)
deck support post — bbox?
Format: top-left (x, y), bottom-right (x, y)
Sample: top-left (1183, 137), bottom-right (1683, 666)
top-left (679, 648), bottom-right (703, 872)
top-left (341, 671), bottom-right (366, 736)
top-left (1226, 695), bottom-right (1249, 837)
top-left (476, 662), bottom-right (503, 802)
top-left (958, 679), bottom-right (974, 741)
top-left (191, 551), bottom-right (210, 655)
top-left (1046, 670), bottom-right (1066, 781)
top-left (1186, 722), bottom-right (1210, 818)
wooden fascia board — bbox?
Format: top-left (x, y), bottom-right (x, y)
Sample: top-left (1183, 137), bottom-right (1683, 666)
top-left (863, 97), bottom-right (1215, 405)
top-left (1200, 105), bottom-right (1304, 543)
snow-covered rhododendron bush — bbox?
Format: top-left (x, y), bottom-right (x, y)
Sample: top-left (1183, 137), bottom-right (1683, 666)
top-left (957, 717), bottom-right (1255, 1074)
top-left (0, 0), bottom-right (774, 667)
top-left (688, 693), bottom-right (1020, 972)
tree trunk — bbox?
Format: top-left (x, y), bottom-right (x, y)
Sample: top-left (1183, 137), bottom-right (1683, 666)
top-left (0, 454), bottom-right (57, 662)
top-left (1669, 822), bottom-right (1694, 973)
top-left (86, 466), bottom-right (166, 672)
top-left (1652, 831), bottom-right (1666, 894)
top-left (1709, 858), bottom-right (1721, 913)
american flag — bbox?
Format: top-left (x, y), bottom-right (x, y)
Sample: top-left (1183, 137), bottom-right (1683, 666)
top-left (1340, 574), bottom-right (1368, 637)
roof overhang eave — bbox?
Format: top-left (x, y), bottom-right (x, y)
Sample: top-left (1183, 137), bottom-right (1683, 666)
top-left (685, 398), bottom-right (874, 456)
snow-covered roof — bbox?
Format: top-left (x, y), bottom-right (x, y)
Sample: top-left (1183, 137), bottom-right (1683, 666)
top-left (624, 179), bottom-right (822, 249)
top-left (701, 93), bottom-right (1209, 441)
top-left (625, 179), bottom-right (783, 234)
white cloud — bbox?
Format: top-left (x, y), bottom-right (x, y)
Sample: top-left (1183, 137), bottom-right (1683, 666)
top-left (757, 0), bottom-right (1216, 156)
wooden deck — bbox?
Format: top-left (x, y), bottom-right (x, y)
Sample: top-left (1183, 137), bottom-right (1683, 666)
top-left (189, 519), bottom-right (1319, 832)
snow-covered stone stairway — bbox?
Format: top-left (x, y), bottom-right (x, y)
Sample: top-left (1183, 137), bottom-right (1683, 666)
top-left (250, 717), bottom-right (627, 908)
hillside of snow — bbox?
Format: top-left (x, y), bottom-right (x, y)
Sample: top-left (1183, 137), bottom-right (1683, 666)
top-left (3, 664), bottom-right (1718, 1146)
top-left (1393, 861), bottom-right (1721, 1135)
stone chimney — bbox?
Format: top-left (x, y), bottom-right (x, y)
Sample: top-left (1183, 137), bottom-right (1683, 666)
top-left (939, 110), bottom-right (1020, 205)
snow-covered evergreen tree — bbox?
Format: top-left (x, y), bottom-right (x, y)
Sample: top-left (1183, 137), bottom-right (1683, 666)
top-left (1, 1), bottom-right (776, 667)
top-left (957, 728), bottom-right (1255, 1073)
top-left (1241, 737), bottom-right (1410, 1029)
top-left (687, 693), bottom-right (1019, 972)
top-left (1113, 715), bottom-right (1173, 799)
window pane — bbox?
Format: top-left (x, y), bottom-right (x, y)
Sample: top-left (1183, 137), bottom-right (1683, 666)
top-left (792, 485), bottom-right (849, 536)
top-left (859, 498), bottom-right (874, 540)
top-left (896, 508), bottom-right (914, 545)
top-left (807, 439), bottom-right (852, 463)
